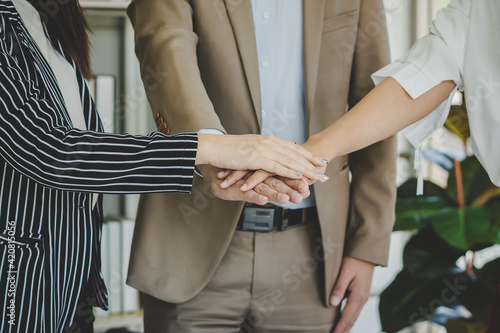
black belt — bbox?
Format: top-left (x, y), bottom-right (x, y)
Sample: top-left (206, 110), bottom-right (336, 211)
top-left (236, 203), bottom-right (318, 232)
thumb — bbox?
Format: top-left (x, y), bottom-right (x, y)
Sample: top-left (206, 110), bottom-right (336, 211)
top-left (331, 273), bottom-right (350, 306)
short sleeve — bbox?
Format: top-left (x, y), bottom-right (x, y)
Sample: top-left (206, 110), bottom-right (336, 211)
top-left (371, 0), bottom-right (472, 149)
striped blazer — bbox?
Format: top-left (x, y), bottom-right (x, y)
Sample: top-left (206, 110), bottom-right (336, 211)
top-left (0, 1), bottom-right (198, 331)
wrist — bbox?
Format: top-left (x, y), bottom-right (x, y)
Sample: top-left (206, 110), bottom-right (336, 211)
top-left (195, 134), bottom-right (211, 165)
top-left (196, 164), bottom-right (215, 178)
top-left (306, 133), bottom-right (338, 162)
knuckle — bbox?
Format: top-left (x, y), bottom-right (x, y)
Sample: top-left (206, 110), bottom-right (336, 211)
top-left (255, 183), bottom-right (266, 192)
top-left (269, 179), bottom-right (280, 188)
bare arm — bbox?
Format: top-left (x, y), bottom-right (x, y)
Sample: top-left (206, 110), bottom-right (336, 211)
top-left (305, 77), bottom-right (457, 161)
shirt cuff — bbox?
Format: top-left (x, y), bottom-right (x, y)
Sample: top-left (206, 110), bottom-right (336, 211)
top-left (197, 128), bottom-right (225, 135)
top-left (371, 61), bottom-right (456, 150)
top-left (372, 61), bottom-right (456, 195)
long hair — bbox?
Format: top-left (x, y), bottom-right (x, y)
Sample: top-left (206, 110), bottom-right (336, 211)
top-left (29, 0), bottom-right (92, 79)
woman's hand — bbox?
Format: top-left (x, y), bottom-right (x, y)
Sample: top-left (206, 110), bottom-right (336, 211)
top-left (196, 134), bottom-right (329, 182)
top-left (217, 140), bottom-right (331, 192)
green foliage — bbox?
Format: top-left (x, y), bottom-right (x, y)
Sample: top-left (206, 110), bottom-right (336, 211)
top-left (430, 207), bottom-right (494, 251)
top-left (446, 156), bottom-right (492, 206)
top-left (380, 156), bottom-right (500, 332)
top-left (402, 229), bottom-right (464, 281)
top-left (379, 270), bottom-right (455, 333)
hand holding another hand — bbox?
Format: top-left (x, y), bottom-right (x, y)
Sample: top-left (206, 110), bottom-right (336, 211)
top-left (196, 134), bottom-right (329, 182)
top-left (199, 166), bottom-right (311, 205)
top-left (216, 140), bottom-right (330, 194)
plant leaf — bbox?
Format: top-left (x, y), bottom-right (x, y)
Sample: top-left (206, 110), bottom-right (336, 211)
top-left (379, 270), bottom-right (469, 333)
top-left (398, 178), bottom-right (448, 199)
top-left (447, 156), bottom-right (492, 206)
top-left (395, 196), bottom-right (450, 231)
top-left (403, 229), bottom-right (464, 280)
top-left (488, 201), bottom-right (500, 230)
top-left (444, 104), bottom-right (470, 143)
top-left (475, 258), bottom-right (500, 292)
top-left (430, 207), bottom-right (493, 251)
top-left (458, 279), bottom-right (494, 323)
top-left (444, 319), bottom-right (488, 333)
top-left (470, 184), bottom-right (500, 207)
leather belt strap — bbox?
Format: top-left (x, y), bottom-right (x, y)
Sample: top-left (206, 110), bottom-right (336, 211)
top-left (236, 203), bottom-right (318, 232)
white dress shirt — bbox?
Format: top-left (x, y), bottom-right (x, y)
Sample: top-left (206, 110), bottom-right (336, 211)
top-left (372, 0), bottom-right (500, 190)
top-left (250, 0), bottom-right (315, 208)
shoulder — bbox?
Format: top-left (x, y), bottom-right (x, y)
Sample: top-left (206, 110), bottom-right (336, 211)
top-left (0, 2), bottom-right (24, 55)
top-left (432, 0), bottom-right (472, 27)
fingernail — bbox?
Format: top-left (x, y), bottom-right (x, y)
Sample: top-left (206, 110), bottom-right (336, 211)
top-left (296, 172), bottom-right (303, 178)
top-left (277, 193), bottom-right (285, 201)
top-left (321, 159), bottom-right (329, 165)
top-left (331, 296), bottom-right (341, 306)
top-left (259, 195), bottom-right (268, 202)
top-left (322, 174), bottom-right (329, 181)
top-left (314, 171), bottom-right (325, 178)
top-left (240, 184), bottom-right (248, 191)
top-left (298, 183), bottom-right (307, 191)
top-left (221, 180), bottom-right (228, 187)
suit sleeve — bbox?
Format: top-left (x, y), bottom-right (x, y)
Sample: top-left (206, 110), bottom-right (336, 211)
top-left (0, 46), bottom-right (197, 194)
top-left (344, 0), bottom-right (397, 266)
top-left (127, 0), bottom-right (225, 134)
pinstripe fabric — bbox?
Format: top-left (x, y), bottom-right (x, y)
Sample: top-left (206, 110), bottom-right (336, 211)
top-left (0, 1), bottom-right (198, 331)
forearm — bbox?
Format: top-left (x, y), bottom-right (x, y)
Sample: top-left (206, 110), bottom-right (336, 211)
top-left (308, 77), bottom-right (456, 161)
top-left (128, 0), bottom-right (224, 133)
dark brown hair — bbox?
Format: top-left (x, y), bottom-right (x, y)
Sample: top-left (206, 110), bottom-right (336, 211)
top-left (29, 0), bottom-right (92, 79)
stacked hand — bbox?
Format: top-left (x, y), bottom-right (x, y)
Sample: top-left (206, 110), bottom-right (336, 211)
top-left (198, 136), bottom-right (327, 204)
top-left (196, 134), bottom-right (329, 204)
top-left (197, 165), bottom-right (310, 205)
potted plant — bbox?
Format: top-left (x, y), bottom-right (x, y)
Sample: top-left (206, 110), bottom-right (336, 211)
top-left (379, 105), bottom-right (500, 333)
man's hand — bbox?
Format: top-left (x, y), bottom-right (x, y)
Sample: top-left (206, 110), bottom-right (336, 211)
top-left (199, 165), bottom-right (307, 205)
top-left (218, 170), bottom-right (311, 204)
top-left (331, 257), bottom-right (375, 333)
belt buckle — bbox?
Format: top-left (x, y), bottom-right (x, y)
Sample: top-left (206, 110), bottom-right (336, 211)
top-left (241, 206), bottom-right (283, 232)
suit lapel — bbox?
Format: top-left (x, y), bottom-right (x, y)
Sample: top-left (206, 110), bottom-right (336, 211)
top-left (303, 0), bottom-right (325, 124)
top-left (224, 0), bottom-right (262, 127)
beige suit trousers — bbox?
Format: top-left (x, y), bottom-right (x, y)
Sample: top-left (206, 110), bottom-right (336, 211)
top-left (143, 223), bottom-right (339, 332)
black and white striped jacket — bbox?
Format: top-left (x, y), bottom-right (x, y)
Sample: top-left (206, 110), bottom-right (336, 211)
top-left (0, 1), bottom-right (198, 331)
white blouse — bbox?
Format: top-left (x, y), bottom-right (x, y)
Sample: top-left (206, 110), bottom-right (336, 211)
top-left (13, 0), bottom-right (99, 206)
top-left (372, 0), bottom-right (500, 191)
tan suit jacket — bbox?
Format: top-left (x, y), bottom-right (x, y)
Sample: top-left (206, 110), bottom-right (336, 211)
top-left (127, 0), bottom-right (397, 306)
